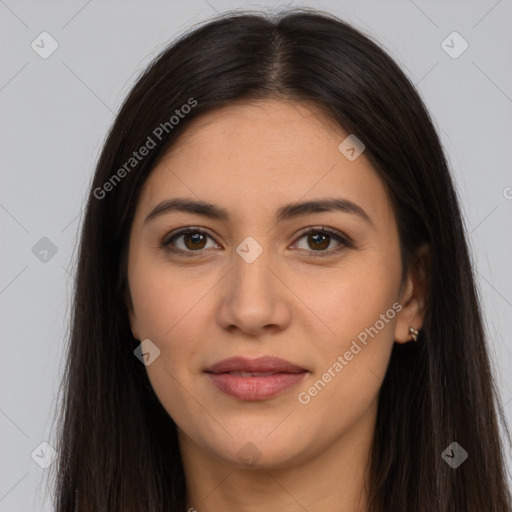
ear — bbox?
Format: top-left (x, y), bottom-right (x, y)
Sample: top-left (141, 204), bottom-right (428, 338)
top-left (394, 243), bottom-right (429, 344)
top-left (124, 284), bottom-right (140, 341)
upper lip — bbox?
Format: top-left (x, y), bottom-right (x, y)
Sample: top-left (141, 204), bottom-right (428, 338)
top-left (205, 356), bottom-right (307, 374)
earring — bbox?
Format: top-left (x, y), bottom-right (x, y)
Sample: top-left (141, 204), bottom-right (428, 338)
top-left (409, 326), bottom-right (419, 342)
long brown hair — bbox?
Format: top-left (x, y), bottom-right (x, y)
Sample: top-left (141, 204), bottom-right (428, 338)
top-left (50, 8), bottom-right (511, 511)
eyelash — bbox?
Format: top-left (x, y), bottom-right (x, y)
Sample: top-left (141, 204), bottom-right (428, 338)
top-left (161, 226), bottom-right (352, 258)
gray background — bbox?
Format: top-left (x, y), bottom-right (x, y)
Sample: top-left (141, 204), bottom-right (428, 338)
top-left (1, 0), bottom-right (511, 510)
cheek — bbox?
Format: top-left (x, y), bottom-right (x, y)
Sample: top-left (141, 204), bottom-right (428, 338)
top-left (128, 261), bottom-right (208, 426)
top-left (305, 258), bottom-right (401, 347)
top-left (128, 256), bottom-right (214, 391)
top-left (295, 301), bottom-right (396, 450)
top-left (128, 252), bottom-right (205, 341)
top-left (296, 256), bottom-right (400, 413)
top-left (309, 283), bottom-right (397, 395)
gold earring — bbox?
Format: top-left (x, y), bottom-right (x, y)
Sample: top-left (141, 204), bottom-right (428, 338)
top-left (409, 326), bottom-right (419, 342)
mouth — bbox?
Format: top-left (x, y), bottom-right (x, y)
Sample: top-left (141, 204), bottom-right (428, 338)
top-left (205, 355), bottom-right (307, 374)
top-left (220, 371), bottom-right (295, 377)
top-left (205, 356), bottom-right (308, 400)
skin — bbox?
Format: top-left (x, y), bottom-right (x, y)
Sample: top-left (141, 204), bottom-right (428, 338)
top-left (126, 99), bottom-right (428, 512)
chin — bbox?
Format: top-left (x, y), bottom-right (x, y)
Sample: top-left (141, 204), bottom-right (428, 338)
top-left (206, 432), bottom-right (309, 470)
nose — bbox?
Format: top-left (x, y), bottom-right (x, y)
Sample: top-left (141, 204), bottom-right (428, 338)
top-left (217, 245), bottom-right (291, 337)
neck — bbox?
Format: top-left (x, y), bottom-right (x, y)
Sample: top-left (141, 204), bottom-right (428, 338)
top-left (179, 399), bottom-right (377, 512)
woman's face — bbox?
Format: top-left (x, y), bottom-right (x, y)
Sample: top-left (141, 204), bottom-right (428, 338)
top-left (127, 100), bottom-right (421, 470)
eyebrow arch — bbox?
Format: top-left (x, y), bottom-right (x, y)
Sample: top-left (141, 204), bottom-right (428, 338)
top-left (144, 197), bottom-right (373, 227)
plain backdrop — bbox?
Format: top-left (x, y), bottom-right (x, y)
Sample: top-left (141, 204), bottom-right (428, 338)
top-left (1, 0), bottom-right (511, 510)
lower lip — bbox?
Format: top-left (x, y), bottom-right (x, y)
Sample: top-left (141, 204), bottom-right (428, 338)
top-left (206, 372), bottom-right (307, 400)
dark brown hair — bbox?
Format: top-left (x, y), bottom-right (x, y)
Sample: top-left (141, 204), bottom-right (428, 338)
top-left (50, 8), bottom-right (511, 511)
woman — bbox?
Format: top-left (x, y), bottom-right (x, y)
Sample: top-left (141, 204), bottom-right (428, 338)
top-left (51, 8), bottom-right (511, 511)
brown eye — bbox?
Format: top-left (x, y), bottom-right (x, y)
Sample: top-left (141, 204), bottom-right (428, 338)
top-left (306, 231), bottom-right (330, 250)
top-left (181, 231), bottom-right (207, 250)
top-left (293, 227), bottom-right (350, 256)
top-left (163, 229), bottom-right (218, 253)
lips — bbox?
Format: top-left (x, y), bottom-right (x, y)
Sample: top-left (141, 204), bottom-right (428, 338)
top-left (205, 355), bottom-right (306, 375)
top-left (225, 371), bottom-right (278, 377)
top-left (205, 356), bottom-right (308, 400)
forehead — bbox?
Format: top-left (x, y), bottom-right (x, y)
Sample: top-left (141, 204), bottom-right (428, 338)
top-left (164, 99), bottom-right (344, 164)
top-left (136, 100), bottom-right (394, 227)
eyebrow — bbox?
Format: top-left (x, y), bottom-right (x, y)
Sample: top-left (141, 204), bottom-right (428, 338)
top-left (144, 197), bottom-right (373, 226)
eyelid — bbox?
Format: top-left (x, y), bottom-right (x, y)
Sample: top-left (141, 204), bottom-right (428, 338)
top-left (291, 226), bottom-right (351, 256)
top-left (161, 225), bottom-right (351, 256)
top-left (161, 226), bottom-right (220, 256)
top-left (161, 226), bottom-right (217, 246)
